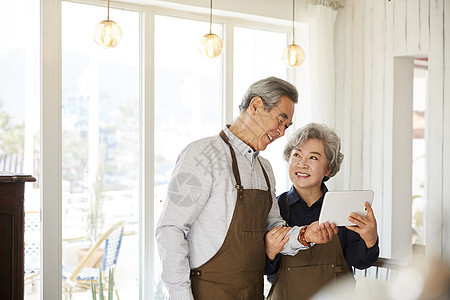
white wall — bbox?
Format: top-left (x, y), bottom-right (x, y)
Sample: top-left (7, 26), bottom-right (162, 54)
top-left (444, 0), bottom-right (450, 264)
top-left (334, 0), bottom-right (449, 262)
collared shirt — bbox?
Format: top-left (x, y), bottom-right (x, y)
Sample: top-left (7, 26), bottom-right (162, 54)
top-left (156, 126), bottom-right (306, 300)
top-left (266, 184), bottom-right (380, 283)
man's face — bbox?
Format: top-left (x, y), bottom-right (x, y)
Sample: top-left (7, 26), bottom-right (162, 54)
top-left (251, 95), bottom-right (295, 151)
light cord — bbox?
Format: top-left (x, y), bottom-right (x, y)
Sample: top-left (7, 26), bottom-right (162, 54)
top-left (209, 0), bottom-right (213, 34)
top-left (292, 0), bottom-right (295, 44)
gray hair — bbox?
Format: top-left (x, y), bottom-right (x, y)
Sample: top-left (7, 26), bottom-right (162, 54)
top-left (238, 76), bottom-right (298, 113)
top-left (283, 122), bottom-right (344, 181)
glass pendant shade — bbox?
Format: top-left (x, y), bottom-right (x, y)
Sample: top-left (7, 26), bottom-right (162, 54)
top-left (94, 19), bottom-right (122, 48)
top-left (284, 0), bottom-right (305, 67)
top-left (283, 43), bottom-right (305, 67)
top-left (199, 0), bottom-right (223, 59)
top-left (199, 33), bottom-right (223, 58)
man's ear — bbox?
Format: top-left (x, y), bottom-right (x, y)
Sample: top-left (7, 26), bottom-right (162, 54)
top-left (249, 96), bottom-right (263, 115)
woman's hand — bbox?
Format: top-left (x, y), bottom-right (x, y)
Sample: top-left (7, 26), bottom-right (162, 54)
top-left (265, 226), bottom-right (291, 260)
top-left (346, 201), bottom-right (378, 248)
top-left (304, 221), bottom-right (338, 244)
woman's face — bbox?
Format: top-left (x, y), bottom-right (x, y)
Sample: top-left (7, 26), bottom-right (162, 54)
top-left (288, 138), bottom-right (330, 191)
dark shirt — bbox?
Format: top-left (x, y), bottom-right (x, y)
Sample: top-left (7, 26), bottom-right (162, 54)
top-left (266, 184), bottom-right (380, 283)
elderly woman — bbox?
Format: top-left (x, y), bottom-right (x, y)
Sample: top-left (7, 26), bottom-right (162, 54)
top-left (265, 122), bottom-right (379, 300)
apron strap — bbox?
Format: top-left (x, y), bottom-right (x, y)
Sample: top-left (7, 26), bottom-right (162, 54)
top-left (219, 130), bottom-right (272, 193)
top-left (219, 130), bottom-right (242, 188)
top-left (257, 157), bottom-right (271, 191)
top-left (285, 196), bottom-right (290, 227)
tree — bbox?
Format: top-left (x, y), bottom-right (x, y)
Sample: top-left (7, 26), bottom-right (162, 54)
top-left (0, 101), bottom-right (24, 156)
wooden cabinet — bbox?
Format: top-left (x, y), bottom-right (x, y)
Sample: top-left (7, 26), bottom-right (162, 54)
top-left (0, 174), bottom-right (36, 300)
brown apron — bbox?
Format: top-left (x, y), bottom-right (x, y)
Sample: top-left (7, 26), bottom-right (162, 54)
top-left (190, 131), bottom-right (273, 299)
top-left (267, 197), bottom-right (354, 300)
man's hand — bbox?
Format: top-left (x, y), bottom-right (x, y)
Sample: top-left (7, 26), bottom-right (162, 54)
top-left (303, 221), bottom-right (338, 244)
top-left (346, 201), bottom-right (378, 248)
top-left (265, 226), bottom-right (291, 260)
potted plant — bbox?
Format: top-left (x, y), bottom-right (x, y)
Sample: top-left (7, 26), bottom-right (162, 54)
top-left (91, 268), bottom-right (114, 300)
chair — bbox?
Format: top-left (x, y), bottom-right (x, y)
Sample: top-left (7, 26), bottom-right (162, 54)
top-left (24, 211), bottom-right (41, 293)
top-left (63, 221), bottom-right (125, 300)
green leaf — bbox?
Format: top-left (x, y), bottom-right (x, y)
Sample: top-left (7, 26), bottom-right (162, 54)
top-left (108, 268), bottom-right (114, 300)
top-left (99, 268), bottom-right (104, 300)
top-left (91, 280), bottom-right (97, 299)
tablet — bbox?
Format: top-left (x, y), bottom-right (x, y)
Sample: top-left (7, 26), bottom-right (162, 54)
top-left (318, 190), bottom-right (374, 226)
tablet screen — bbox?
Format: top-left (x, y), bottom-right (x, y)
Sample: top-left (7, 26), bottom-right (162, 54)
top-left (318, 190), bottom-right (374, 226)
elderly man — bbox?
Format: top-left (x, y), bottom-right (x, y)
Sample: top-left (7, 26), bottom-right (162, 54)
top-left (156, 77), bottom-right (337, 300)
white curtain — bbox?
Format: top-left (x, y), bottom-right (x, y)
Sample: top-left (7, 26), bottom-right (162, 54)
top-left (308, 1), bottom-right (339, 127)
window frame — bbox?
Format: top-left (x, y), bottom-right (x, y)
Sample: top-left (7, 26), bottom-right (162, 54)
top-left (41, 1), bottom-right (304, 299)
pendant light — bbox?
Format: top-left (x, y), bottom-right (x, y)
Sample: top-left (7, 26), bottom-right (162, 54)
top-left (93, 0), bottom-right (122, 48)
top-left (199, 0), bottom-right (223, 58)
top-left (283, 0), bottom-right (305, 67)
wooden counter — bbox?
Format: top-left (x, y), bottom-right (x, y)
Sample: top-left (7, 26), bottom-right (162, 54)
top-left (0, 174), bottom-right (36, 300)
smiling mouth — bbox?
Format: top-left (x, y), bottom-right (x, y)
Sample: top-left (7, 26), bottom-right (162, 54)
top-left (295, 172), bottom-right (309, 177)
top-left (267, 134), bottom-right (274, 141)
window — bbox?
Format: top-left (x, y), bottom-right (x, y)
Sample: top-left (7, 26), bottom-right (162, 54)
top-left (412, 59), bottom-right (428, 250)
top-left (61, 2), bottom-right (140, 298)
top-left (233, 26), bottom-right (290, 194)
top-left (0, 1), bottom-right (41, 297)
top-left (153, 14), bottom-right (223, 298)
top-left (2, 1), bottom-right (303, 298)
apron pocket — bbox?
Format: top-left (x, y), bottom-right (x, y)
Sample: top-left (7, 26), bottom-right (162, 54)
top-left (242, 231), bottom-right (265, 272)
top-left (286, 264), bottom-right (338, 299)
